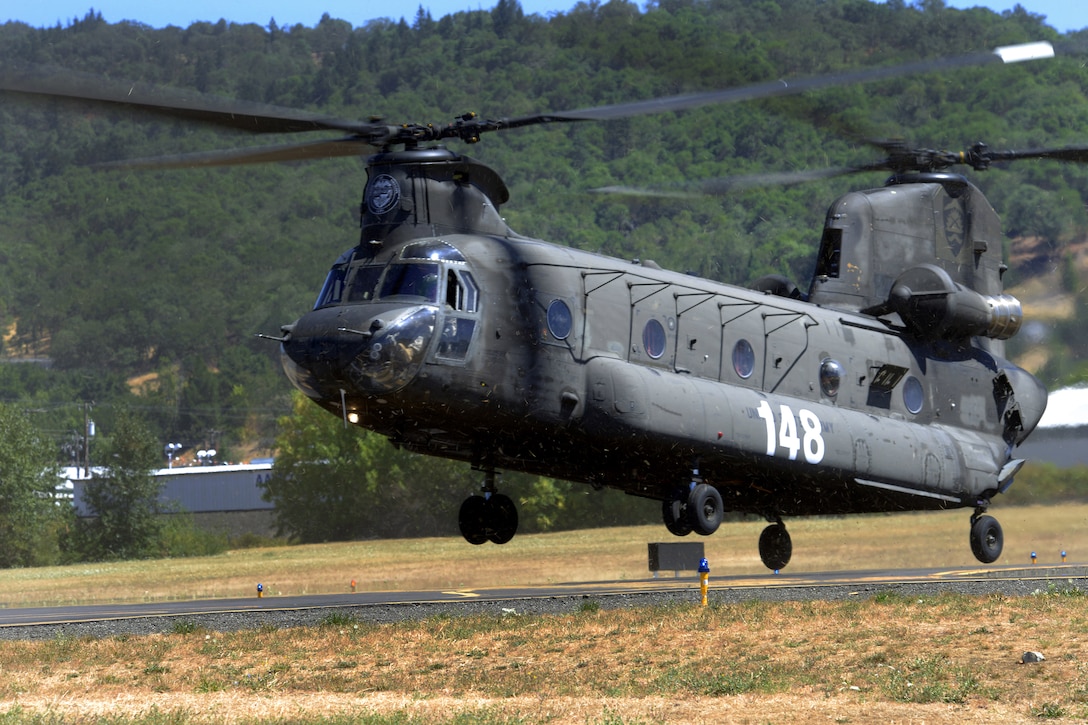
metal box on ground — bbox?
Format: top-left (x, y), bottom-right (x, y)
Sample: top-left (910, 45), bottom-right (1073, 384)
top-left (648, 541), bottom-right (705, 576)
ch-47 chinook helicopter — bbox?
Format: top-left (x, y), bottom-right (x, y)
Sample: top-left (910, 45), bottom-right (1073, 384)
top-left (2, 40), bottom-right (1073, 569)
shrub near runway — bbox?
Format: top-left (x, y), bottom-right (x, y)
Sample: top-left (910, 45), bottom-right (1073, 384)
top-left (1, 586), bottom-right (1087, 724)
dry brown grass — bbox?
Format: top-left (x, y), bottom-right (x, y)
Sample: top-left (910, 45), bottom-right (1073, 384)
top-left (1, 590), bottom-right (1087, 723)
top-left (1, 503), bottom-right (1084, 608)
top-left (1, 503), bottom-right (1086, 723)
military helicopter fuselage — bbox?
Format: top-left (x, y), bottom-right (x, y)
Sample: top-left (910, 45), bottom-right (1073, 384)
top-left (5, 42), bottom-right (1058, 569)
top-left (280, 147), bottom-right (1048, 568)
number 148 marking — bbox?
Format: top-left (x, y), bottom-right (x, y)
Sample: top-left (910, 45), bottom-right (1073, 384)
top-left (756, 400), bottom-right (825, 464)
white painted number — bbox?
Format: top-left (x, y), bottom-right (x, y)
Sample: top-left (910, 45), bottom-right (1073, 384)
top-left (756, 400), bottom-right (825, 464)
top-left (798, 408), bottom-right (825, 463)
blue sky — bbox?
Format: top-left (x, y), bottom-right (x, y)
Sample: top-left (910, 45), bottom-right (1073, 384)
top-left (0, 0), bottom-right (1083, 34)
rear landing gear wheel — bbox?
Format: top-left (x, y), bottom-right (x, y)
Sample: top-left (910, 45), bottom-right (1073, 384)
top-left (970, 513), bottom-right (1003, 563)
top-left (759, 522), bottom-right (792, 571)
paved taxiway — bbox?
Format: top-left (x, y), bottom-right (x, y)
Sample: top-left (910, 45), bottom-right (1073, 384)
top-left (2, 564), bottom-right (1085, 639)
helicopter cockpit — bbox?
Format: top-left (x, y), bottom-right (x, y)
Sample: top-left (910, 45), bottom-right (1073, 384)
top-left (283, 239), bottom-right (481, 399)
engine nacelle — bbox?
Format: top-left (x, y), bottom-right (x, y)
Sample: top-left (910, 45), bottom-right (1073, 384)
top-left (887, 264), bottom-right (1022, 340)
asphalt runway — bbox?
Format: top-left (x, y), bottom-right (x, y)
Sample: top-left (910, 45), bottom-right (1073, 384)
top-left (2, 563), bottom-right (1086, 639)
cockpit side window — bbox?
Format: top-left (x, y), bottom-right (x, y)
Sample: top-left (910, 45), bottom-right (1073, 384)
top-left (313, 248), bottom-right (356, 309)
top-left (436, 270), bottom-right (479, 362)
top-left (379, 263), bottom-right (441, 303)
top-left (314, 265), bottom-right (348, 308)
top-left (446, 270), bottom-right (479, 312)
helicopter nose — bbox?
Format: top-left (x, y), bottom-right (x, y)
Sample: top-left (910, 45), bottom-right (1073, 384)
top-left (345, 306), bottom-right (437, 393)
top-left (280, 305), bottom-right (438, 397)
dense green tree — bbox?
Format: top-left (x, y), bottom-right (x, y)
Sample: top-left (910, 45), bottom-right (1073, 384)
top-left (262, 391), bottom-right (481, 541)
top-left (0, 403), bottom-right (64, 567)
top-left (265, 393), bottom-right (658, 541)
top-left (67, 410), bottom-right (165, 561)
top-left (261, 392), bottom-right (395, 542)
top-left (0, 0), bottom-right (1085, 455)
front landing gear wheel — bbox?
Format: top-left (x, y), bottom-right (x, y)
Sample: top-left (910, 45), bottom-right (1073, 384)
top-left (970, 514), bottom-right (1003, 563)
top-left (458, 496), bottom-right (489, 545)
top-left (458, 494), bottom-right (519, 545)
top-left (486, 493), bottom-right (518, 545)
top-left (758, 522), bottom-right (792, 571)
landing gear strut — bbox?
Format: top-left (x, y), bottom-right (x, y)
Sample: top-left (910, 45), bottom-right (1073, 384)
top-left (458, 470), bottom-right (518, 545)
top-left (758, 519), bottom-right (792, 571)
top-left (969, 508), bottom-right (1003, 563)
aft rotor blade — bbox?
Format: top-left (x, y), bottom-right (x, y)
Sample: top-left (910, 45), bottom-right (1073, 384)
top-left (0, 64), bottom-right (380, 136)
top-left (593, 166), bottom-right (870, 198)
top-left (93, 137), bottom-right (376, 170)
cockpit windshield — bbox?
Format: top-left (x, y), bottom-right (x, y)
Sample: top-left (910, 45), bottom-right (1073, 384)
top-left (345, 265), bottom-right (383, 302)
top-left (379, 263), bottom-right (441, 303)
top-left (314, 244), bottom-right (466, 310)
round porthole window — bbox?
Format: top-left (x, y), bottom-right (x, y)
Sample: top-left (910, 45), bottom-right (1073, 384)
top-left (546, 299), bottom-right (572, 340)
top-left (903, 375), bottom-right (924, 414)
top-left (643, 319), bottom-right (667, 359)
top-left (820, 358), bottom-right (843, 397)
top-left (732, 339), bottom-right (755, 379)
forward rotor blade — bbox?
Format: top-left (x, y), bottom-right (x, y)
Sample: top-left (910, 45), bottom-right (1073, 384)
top-left (0, 64), bottom-right (380, 136)
top-left (525, 41), bottom-right (1056, 124)
top-left (0, 39), bottom-right (1063, 164)
top-left (93, 137), bottom-right (376, 170)
top-left (988, 146), bottom-right (1088, 164)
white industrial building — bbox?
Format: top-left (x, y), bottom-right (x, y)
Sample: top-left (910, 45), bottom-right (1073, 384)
top-left (1017, 386), bottom-right (1088, 467)
top-left (61, 461), bottom-right (276, 536)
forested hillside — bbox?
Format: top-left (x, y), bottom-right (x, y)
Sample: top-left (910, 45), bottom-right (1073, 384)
top-left (1, 0), bottom-right (1087, 462)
